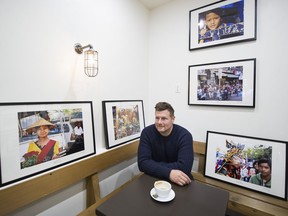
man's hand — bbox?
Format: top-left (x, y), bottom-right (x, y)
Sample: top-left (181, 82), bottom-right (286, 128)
top-left (169, 170), bottom-right (191, 186)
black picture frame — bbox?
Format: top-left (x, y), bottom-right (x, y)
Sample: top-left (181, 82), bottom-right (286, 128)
top-left (188, 58), bottom-right (256, 107)
top-left (0, 101), bottom-right (96, 187)
top-left (189, 0), bottom-right (257, 50)
top-left (205, 131), bottom-right (287, 200)
top-left (102, 100), bottom-right (145, 149)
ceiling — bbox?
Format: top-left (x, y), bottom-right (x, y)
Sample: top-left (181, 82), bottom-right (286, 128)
top-left (139, 0), bottom-right (174, 9)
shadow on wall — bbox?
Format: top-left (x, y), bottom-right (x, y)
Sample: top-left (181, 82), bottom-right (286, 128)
top-left (7, 181), bottom-right (86, 216)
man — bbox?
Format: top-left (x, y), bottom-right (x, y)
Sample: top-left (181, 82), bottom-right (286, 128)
top-left (137, 102), bottom-right (194, 186)
top-left (74, 122), bottom-right (84, 141)
top-left (249, 158), bottom-right (271, 188)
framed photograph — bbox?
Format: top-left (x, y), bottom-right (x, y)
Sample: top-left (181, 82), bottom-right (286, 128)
top-left (189, 0), bottom-right (257, 50)
top-left (205, 131), bottom-right (287, 200)
top-left (0, 101), bottom-right (96, 187)
top-left (188, 58), bottom-right (256, 107)
top-left (102, 100), bottom-right (145, 149)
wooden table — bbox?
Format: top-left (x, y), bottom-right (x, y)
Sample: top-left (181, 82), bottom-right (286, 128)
top-left (96, 174), bottom-right (229, 216)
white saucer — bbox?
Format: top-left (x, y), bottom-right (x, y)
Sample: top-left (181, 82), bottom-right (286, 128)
top-left (150, 188), bottom-right (175, 202)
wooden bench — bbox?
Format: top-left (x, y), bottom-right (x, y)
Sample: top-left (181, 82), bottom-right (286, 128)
top-left (1, 140), bottom-right (287, 216)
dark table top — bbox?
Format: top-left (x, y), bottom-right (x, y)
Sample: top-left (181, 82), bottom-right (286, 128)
top-left (96, 174), bottom-right (229, 216)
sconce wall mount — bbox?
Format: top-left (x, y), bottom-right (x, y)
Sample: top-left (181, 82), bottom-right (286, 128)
top-left (74, 43), bottom-right (98, 77)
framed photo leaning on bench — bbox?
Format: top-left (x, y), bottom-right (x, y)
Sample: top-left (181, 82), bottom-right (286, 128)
top-left (0, 101), bottom-right (96, 188)
top-left (204, 131), bottom-right (287, 199)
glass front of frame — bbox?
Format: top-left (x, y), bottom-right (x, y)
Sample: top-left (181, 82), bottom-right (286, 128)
top-left (205, 131), bottom-right (287, 199)
top-left (0, 101), bottom-right (96, 187)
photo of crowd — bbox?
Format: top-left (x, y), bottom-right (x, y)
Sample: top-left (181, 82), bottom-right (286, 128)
top-left (215, 139), bottom-right (272, 188)
top-left (197, 65), bottom-right (243, 101)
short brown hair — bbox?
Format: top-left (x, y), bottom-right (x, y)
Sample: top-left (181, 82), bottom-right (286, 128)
top-left (258, 158), bottom-right (271, 169)
top-left (155, 102), bottom-right (175, 117)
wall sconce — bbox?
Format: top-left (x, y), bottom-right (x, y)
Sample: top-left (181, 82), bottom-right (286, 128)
top-left (74, 43), bottom-right (98, 77)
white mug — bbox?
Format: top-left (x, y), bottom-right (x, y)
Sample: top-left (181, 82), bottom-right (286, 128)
top-left (154, 180), bottom-right (171, 198)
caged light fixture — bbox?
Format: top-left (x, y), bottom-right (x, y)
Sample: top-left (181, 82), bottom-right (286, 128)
top-left (74, 43), bottom-right (98, 77)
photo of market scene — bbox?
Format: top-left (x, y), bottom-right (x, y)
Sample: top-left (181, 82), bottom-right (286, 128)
top-left (112, 105), bottom-right (140, 140)
top-left (197, 65), bottom-right (243, 101)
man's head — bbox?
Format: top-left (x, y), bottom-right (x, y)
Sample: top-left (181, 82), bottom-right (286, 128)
top-left (155, 102), bottom-right (175, 117)
top-left (258, 158), bottom-right (271, 178)
top-left (154, 102), bottom-right (175, 136)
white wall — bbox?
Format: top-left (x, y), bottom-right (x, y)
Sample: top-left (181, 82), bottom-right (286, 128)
top-left (0, 0), bottom-right (150, 150)
top-left (1, 0), bottom-right (288, 215)
top-left (147, 0), bottom-right (288, 143)
top-left (0, 0), bottom-right (149, 215)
